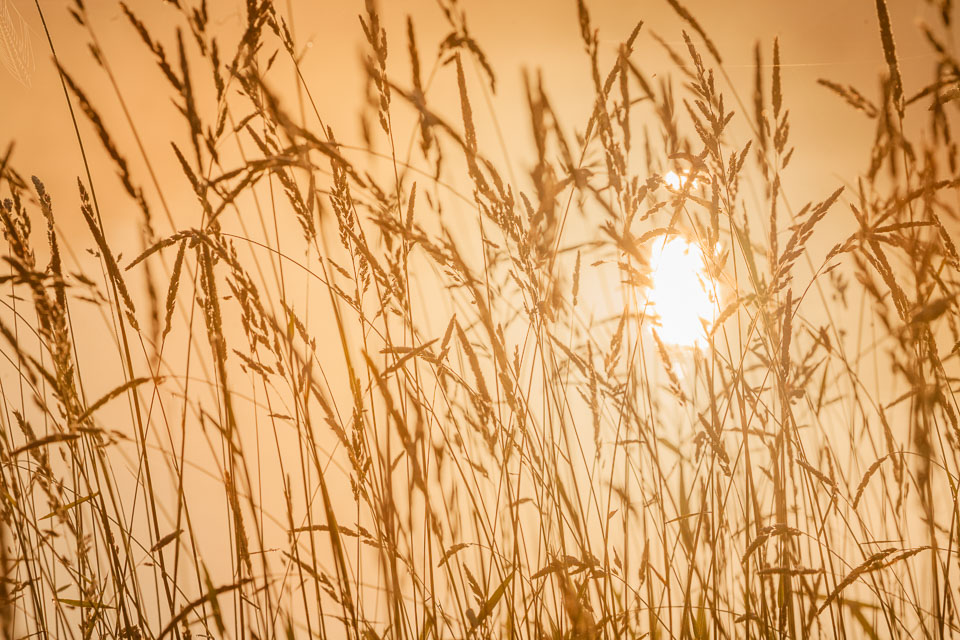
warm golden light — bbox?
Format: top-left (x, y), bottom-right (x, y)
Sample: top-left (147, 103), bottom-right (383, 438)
top-left (647, 236), bottom-right (718, 347)
top-left (3, 0), bottom-right (950, 635)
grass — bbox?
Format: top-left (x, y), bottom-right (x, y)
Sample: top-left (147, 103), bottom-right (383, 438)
top-left (1, 0), bottom-right (959, 637)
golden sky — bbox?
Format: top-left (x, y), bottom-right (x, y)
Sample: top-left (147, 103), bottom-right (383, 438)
top-left (1, 0), bottom-right (946, 243)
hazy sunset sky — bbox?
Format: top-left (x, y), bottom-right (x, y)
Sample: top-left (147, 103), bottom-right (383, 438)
top-left (4, 2), bottom-right (960, 638)
top-left (2, 0), bottom-right (946, 241)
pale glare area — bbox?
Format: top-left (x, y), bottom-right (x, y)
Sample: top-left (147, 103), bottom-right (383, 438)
top-left (648, 236), bottom-right (718, 347)
top-left (663, 170), bottom-right (698, 190)
top-left (663, 170), bottom-right (682, 189)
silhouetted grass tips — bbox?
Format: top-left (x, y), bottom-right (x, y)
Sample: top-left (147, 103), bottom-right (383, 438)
top-left (2, 1), bottom-right (960, 638)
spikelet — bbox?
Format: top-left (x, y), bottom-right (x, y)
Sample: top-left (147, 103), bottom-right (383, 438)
top-left (652, 329), bottom-right (686, 404)
top-left (852, 453), bottom-right (897, 508)
top-left (120, 2), bottom-right (182, 92)
top-left (59, 68), bottom-right (154, 228)
top-left (817, 79), bottom-right (879, 118)
top-left (874, 0), bottom-right (904, 115)
top-left (455, 52), bottom-right (480, 183)
top-left (773, 187), bottom-right (844, 292)
top-left (663, 0), bottom-right (722, 62)
top-left (455, 319), bottom-right (492, 420)
top-left (795, 458), bottom-right (839, 496)
top-left (77, 180), bottom-right (140, 331)
top-left (780, 288), bottom-right (793, 375)
top-left (162, 240), bottom-right (187, 342)
top-left (817, 548), bottom-right (898, 614)
top-left (360, 0), bottom-right (390, 133)
top-left (572, 250), bottom-right (581, 307)
top-left (742, 524), bottom-right (801, 564)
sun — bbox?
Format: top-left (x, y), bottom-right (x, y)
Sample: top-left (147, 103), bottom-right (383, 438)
top-left (664, 170), bottom-right (698, 190)
top-left (647, 236), bottom-right (719, 347)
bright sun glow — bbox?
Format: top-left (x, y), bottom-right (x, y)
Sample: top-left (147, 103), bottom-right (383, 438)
top-left (663, 170), bottom-right (698, 190)
top-left (647, 237), bottom-right (719, 347)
